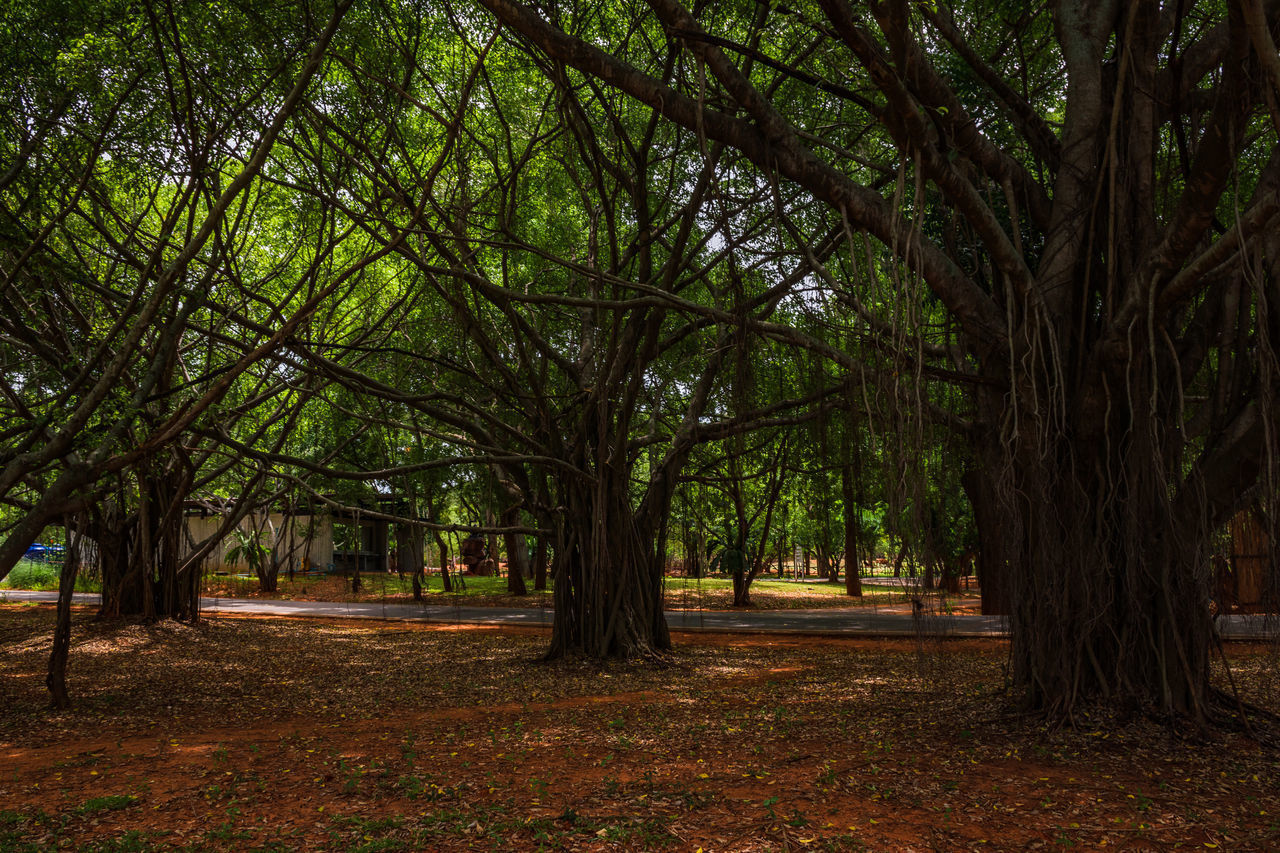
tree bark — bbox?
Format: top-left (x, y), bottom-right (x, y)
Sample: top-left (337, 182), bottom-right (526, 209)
top-left (841, 465), bottom-right (863, 597)
top-left (544, 474), bottom-right (671, 660)
top-left (684, 528), bottom-right (703, 578)
top-left (46, 527), bottom-right (82, 710)
top-left (503, 504), bottom-right (529, 596)
top-left (1004, 418), bottom-right (1216, 720)
top-left (253, 512), bottom-right (279, 594)
top-left (96, 459), bottom-right (200, 621)
top-left (397, 522), bottom-right (425, 601)
top-left (533, 535), bottom-right (548, 591)
top-left (433, 532), bottom-right (452, 593)
top-left (962, 464), bottom-right (1010, 615)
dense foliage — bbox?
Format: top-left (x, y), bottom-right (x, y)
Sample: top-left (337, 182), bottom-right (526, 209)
top-left (2, 0), bottom-right (1278, 721)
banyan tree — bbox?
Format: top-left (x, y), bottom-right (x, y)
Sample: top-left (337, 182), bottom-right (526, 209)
top-left (3, 0), bottom-right (1279, 725)
top-left (472, 0), bottom-right (1280, 721)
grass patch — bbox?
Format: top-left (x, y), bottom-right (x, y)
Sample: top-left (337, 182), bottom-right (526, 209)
top-left (79, 795), bottom-right (138, 814)
top-left (199, 569), bottom-right (967, 610)
top-left (659, 574), bottom-right (964, 609)
top-left (0, 560), bottom-right (100, 592)
top-left (201, 571), bottom-right (555, 604)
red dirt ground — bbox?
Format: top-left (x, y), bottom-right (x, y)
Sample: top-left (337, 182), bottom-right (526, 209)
top-left (1, 603), bottom-right (1278, 851)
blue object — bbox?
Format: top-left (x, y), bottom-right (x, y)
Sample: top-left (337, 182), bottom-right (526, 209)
top-left (23, 543), bottom-right (65, 562)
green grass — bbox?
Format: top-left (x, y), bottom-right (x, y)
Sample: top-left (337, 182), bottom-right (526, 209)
top-left (662, 575), bottom-right (909, 595)
top-left (4, 561), bottom-right (908, 600)
top-left (78, 795), bottom-right (138, 814)
top-left (203, 570), bottom-right (555, 602)
top-left (0, 560), bottom-right (100, 593)
top-left (1, 557), bottom-right (939, 612)
top-left (201, 568), bottom-right (947, 610)
top-left (401, 574), bottom-right (552, 598)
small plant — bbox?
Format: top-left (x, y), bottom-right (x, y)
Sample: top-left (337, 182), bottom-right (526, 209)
top-left (337, 759), bottom-right (364, 794)
top-left (396, 774), bottom-right (427, 800)
top-left (681, 789), bottom-right (713, 810)
top-left (88, 830), bottom-right (155, 852)
top-left (78, 795), bottom-right (137, 814)
top-left (225, 527), bottom-right (270, 577)
top-left (205, 821), bottom-right (252, 841)
top-left (762, 795), bottom-right (780, 819)
top-left (822, 833), bottom-right (868, 852)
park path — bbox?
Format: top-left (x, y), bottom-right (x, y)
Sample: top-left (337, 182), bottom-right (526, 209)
top-left (1, 589), bottom-right (1273, 639)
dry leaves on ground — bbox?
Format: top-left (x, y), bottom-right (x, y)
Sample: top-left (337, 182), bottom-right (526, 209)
top-left (1, 603), bottom-right (1278, 851)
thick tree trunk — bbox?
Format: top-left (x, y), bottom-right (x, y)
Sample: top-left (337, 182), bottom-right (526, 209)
top-left (544, 477), bottom-right (670, 660)
top-left (97, 503), bottom-right (146, 617)
top-left (962, 465), bottom-right (1011, 615)
top-left (843, 555), bottom-right (861, 593)
top-left (97, 461), bottom-right (200, 621)
top-left (1005, 417), bottom-right (1214, 721)
top-left (814, 547), bottom-right (831, 581)
top-left (257, 557), bottom-right (279, 592)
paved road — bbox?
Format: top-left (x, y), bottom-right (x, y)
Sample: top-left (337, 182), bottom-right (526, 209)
top-left (2, 590), bottom-right (1274, 640)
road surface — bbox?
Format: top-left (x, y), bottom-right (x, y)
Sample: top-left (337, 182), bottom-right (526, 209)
top-left (1, 590), bottom-right (1273, 640)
